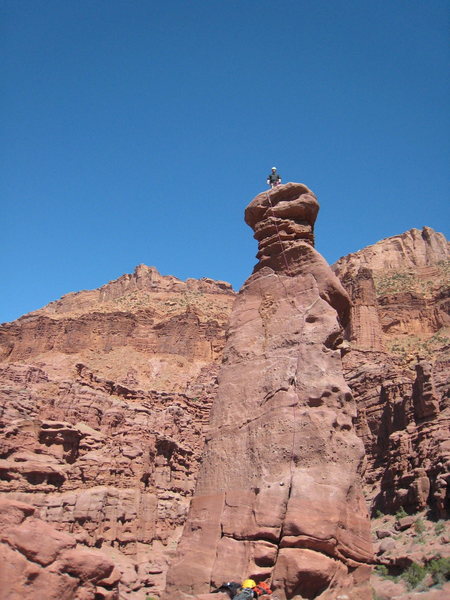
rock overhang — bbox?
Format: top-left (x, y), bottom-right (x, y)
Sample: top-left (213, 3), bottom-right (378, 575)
top-left (244, 182), bottom-right (319, 232)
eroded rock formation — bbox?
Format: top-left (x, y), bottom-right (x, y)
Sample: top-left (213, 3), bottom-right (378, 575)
top-left (0, 265), bottom-right (234, 393)
top-left (164, 184), bottom-right (373, 600)
top-left (0, 497), bottom-right (120, 599)
top-left (0, 267), bottom-right (236, 598)
top-left (0, 202), bottom-right (448, 599)
top-left (333, 228), bottom-right (450, 517)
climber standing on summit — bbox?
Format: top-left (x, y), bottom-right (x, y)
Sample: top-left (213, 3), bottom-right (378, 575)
top-left (267, 167), bottom-right (281, 188)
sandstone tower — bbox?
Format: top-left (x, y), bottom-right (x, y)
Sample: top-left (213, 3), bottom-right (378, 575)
top-left (164, 184), bottom-right (373, 599)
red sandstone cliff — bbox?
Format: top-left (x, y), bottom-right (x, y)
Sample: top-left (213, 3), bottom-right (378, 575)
top-left (0, 210), bottom-right (448, 599)
top-left (0, 266), bottom-right (235, 599)
top-left (333, 228), bottom-right (450, 517)
top-left (0, 497), bottom-right (120, 599)
top-left (164, 184), bottom-right (373, 600)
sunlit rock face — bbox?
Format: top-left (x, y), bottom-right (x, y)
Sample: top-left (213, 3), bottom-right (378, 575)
top-left (164, 184), bottom-right (373, 600)
top-left (333, 228), bottom-right (450, 517)
top-left (0, 498), bottom-right (120, 600)
top-left (0, 266), bottom-right (236, 599)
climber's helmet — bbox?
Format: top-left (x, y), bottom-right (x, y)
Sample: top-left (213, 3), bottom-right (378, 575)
top-left (242, 579), bottom-right (257, 589)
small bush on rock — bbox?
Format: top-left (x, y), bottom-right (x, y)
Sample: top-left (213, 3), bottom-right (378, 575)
top-left (435, 520), bottom-right (446, 535)
top-left (375, 557), bottom-right (450, 591)
top-left (375, 565), bottom-right (395, 581)
top-left (395, 506), bottom-right (408, 520)
top-left (402, 563), bottom-right (426, 589)
top-left (429, 556), bottom-right (450, 585)
top-left (414, 517), bottom-right (426, 535)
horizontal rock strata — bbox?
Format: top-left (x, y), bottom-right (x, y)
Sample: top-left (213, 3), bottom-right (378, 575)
top-left (0, 267), bottom-right (236, 598)
top-left (334, 228), bottom-right (450, 516)
top-left (0, 497), bottom-right (120, 599)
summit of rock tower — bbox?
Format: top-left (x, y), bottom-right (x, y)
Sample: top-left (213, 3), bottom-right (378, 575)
top-left (244, 183), bottom-right (351, 327)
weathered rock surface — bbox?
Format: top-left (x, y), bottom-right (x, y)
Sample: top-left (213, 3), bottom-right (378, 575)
top-left (0, 265), bottom-right (234, 393)
top-left (0, 497), bottom-right (120, 599)
top-left (333, 227), bottom-right (449, 277)
top-left (0, 266), bottom-right (236, 598)
top-left (333, 228), bottom-right (450, 517)
top-left (164, 184), bottom-right (373, 599)
top-left (0, 202), bottom-right (448, 599)
top-left (370, 511), bottom-right (450, 600)
top-left (333, 227), bottom-right (450, 355)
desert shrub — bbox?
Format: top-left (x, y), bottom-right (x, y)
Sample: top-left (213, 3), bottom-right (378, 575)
top-left (375, 565), bottom-right (389, 577)
top-left (402, 562), bottom-right (426, 589)
top-left (374, 271), bottom-right (416, 296)
top-left (416, 535), bottom-right (426, 545)
top-left (376, 557), bottom-right (450, 591)
top-left (414, 517), bottom-right (426, 535)
top-left (428, 556), bottom-right (450, 585)
top-left (395, 506), bottom-right (408, 520)
top-left (374, 565), bottom-right (395, 581)
top-left (434, 520), bottom-right (446, 535)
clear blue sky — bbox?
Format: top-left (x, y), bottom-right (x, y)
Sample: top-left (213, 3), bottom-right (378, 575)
top-left (2, 0), bottom-right (449, 323)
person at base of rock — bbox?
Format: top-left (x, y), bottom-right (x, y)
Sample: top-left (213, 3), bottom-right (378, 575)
top-left (211, 581), bottom-right (241, 597)
top-left (267, 167), bottom-right (281, 188)
top-left (212, 578), bottom-right (273, 599)
top-left (234, 579), bottom-right (257, 600)
top-left (237, 579), bottom-right (273, 599)
top-left (253, 581), bottom-right (272, 597)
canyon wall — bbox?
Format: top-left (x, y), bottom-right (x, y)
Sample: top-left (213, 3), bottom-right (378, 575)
top-left (164, 184), bottom-right (373, 600)
top-left (0, 206), bottom-right (448, 599)
top-left (0, 267), bottom-right (235, 598)
top-left (333, 228), bottom-right (450, 516)
top-left (0, 497), bottom-right (120, 600)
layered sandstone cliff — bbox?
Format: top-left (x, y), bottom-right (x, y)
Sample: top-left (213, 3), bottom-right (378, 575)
top-left (0, 208), bottom-right (448, 599)
top-left (0, 266), bottom-right (235, 598)
top-left (164, 183), bottom-right (373, 600)
top-left (0, 497), bottom-right (120, 600)
top-left (0, 264), bottom-right (234, 392)
top-left (333, 228), bottom-right (450, 517)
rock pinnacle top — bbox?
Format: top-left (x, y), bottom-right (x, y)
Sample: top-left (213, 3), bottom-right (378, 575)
top-left (244, 182), bottom-right (320, 274)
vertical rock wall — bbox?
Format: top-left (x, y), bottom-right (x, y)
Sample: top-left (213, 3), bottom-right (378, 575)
top-left (164, 184), bottom-right (373, 600)
top-left (0, 268), bottom-right (235, 599)
top-left (333, 229), bottom-right (450, 515)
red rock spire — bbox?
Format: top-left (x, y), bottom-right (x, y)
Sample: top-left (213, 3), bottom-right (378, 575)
top-left (164, 184), bottom-right (373, 600)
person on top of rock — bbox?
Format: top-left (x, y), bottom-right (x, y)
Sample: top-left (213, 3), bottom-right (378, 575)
top-left (267, 167), bottom-right (281, 188)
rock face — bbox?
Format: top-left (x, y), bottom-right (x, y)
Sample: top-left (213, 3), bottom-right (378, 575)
top-left (0, 205), bottom-right (448, 599)
top-left (0, 265), bottom-right (234, 392)
top-left (333, 227), bottom-right (450, 353)
top-left (164, 184), bottom-right (373, 599)
top-left (333, 227), bottom-right (449, 277)
top-left (333, 228), bottom-right (450, 516)
top-left (0, 497), bottom-right (120, 599)
top-left (0, 266), bottom-right (236, 598)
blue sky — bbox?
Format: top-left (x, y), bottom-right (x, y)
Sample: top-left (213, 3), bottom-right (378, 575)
top-left (2, 0), bottom-right (449, 323)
